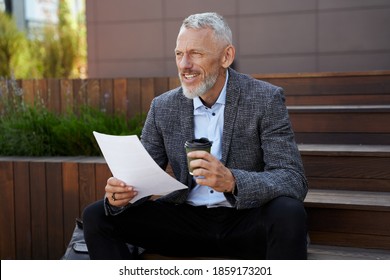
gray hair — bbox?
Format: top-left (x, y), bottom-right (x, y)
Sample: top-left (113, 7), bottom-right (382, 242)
top-left (180, 12), bottom-right (233, 45)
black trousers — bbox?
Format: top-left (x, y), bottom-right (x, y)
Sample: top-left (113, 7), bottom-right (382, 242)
top-left (82, 196), bottom-right (307, 260)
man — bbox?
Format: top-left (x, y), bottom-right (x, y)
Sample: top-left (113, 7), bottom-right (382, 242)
top-left (83, 12), bottom-right (308, 260)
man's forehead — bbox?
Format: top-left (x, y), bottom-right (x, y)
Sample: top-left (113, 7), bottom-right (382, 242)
top-left (175, 28), bottom-right (216, 50)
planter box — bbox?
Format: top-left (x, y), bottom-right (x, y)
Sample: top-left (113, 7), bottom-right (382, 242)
top-left (0, 157), bottom-right (110, 260)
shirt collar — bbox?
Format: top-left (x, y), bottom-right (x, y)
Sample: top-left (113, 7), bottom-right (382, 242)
top-left (193, 70), bottom-right (229, 110)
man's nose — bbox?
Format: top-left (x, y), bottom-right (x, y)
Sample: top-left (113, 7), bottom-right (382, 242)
top-left (179, 53), bottom-right (192, 69)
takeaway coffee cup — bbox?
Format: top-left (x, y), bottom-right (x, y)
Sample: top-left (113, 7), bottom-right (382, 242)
top-left (185, 138), bottom-right (213, 175)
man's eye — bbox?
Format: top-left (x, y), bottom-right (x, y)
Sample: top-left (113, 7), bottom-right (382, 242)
top-left (191, 52), bottom-right (202, 58)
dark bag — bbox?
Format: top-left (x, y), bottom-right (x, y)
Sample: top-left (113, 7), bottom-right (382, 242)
top-left (61, 218), bottom-right (143, 260)
top-left (61, 218), bottom-right (90, 260)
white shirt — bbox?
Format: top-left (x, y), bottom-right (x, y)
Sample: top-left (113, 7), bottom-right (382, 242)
top-left (186, 71), bottom-right (231, 207)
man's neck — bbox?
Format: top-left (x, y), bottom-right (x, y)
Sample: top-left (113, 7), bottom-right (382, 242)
top-left (199, 70), bottom-right (228, 107)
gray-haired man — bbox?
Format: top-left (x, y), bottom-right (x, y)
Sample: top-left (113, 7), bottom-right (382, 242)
top-left (83, 12), bottom-right (308, 260)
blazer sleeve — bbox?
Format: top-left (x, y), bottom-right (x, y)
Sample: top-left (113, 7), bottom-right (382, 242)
top-left (228, 87), bottom-right (308, 209)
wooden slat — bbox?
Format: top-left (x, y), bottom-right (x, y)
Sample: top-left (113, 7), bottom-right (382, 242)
top-left (100, 78), bottom-right (114, 115)
top-left (299, 144), bottom-right (390, 156)
top-left (95, 162), bottom-right (111, 200)
top-left (73, 79), bottom-right (87, 113)
top-left (78, 162), bottom-right (96, 218)
top-left (62, 162), bottom-right (80, 249)
top-left (289, 105), bottom-right (390, 112)
top-left (127, 78), bottom-right (141, 119)
top-left (309, 231), bottom-right (390, 251)
top-left (113, 78), bottom-right (128, 116)
top-left (168, 77), bottom-right (180, 89)
top-left (60, 79), bottom-right (73, 114)
top-left (0, 161), bottom-right (16, 259)
top-left (47, 79), bottom-right (61, 113)
top-left (46, 162), bottom-right (64, 259)
top-left (141, 78), bottom-right (155, 114)
top-left (307, 207), bottom-right (390, 236)
top-left (87, 79), bottom-right (100, 110)
top-left (153, 77), bottom-right (169, 96)
top-left (286, 94), bottom-right (390, 106)
top-left (35, 79), bottom-right (48, 107)
top-left (29, 161), bottom-right (48, 259)
top-left (295, 132), bottom-right (390, 145)
top-left (13, 161), bottom-right (32, 259)
top-left (305, 189), bottom-right (390, 211)
top-left (307, 177), bottom-right (390, 192)
top-left (302, 155), bottom-right (390, 180)
top-left (307, 244), bottom-right (390, 260)
top-left (252, 70), bottom-right (390, 79)
top-left (21, 79), bottom-right (35, 107)
top-left (290, 112), bottom-right (390, 133)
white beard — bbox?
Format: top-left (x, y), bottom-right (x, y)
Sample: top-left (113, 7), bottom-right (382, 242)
top-left (181, 72), bottom-right (218, 99)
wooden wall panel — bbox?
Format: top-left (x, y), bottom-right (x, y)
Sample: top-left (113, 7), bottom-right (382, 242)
top-left (114, 79), bottom-right (128, 116)
top-left (62, 162), bottom-right (80, 249)
top-left (60, 79), bottom-right (73, 114)
top-left (29, 161), bottom-right (48, 259)
top-left (13, 161), bottom-right (32, 259)
top-left (0, 161), bottom-right (16, 259)
top-left (141, 78), bottom-right (155, 114)
top-left (78, 162), bottom-right (96, 217)
top-left (46, 162), bottom-right (64, 259)
top-left (100, 79), bottom-right (114, 115)
top-left (127, 78), bottom-right (141, 119)
top-left (87, 79), bottom-right (101, 110)
top-left (47, 79), bottom-right (61, 113)
top-left (95, 162), bottom-right (112, 200)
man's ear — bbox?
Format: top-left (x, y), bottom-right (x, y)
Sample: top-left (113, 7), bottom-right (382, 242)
top-left (221, 45), bottom-right (236, 68)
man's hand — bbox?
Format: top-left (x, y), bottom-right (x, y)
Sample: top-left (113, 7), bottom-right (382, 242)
top-left (105, 177), bottom-right (138, 207)
top-left (188, 151), bottom-right (236, 193)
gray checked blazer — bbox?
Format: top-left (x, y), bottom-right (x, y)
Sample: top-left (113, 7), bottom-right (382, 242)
top-left (140, 68), bottom-right (308, 210)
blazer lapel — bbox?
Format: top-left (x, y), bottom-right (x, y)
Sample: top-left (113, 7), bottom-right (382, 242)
top-left (179, 92), bottom-right (194, 142)
top-left (221, 70), bottom-right (240, 165)
top-left (178, 91), bottom-right (195, 188)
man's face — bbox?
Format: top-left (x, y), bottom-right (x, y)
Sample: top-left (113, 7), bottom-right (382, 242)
top-left (175, 28), bottom-right (226, 99)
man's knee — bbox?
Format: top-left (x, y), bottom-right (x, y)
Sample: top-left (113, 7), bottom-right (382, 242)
top-left (82, 200), bottom-right (106, 230)
top-left (263, 196), bottom-right (306, 228)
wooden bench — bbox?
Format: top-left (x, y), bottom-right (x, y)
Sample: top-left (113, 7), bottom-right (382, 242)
top-left (289, 105), bottom-right (390, 145)
top-left (255, 70), bottom-right (390, 106)
top-left (300, 144), bottom-right (390, 250)
top-left (300, 144), bottom-right (390, 192)
top-left (0, 157), bottom-right (108, 260)
top-left (277, 71), bottom-right (390, 252)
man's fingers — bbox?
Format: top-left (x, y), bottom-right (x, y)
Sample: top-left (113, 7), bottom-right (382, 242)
top-left (107, 176), bottom-right (125, 187)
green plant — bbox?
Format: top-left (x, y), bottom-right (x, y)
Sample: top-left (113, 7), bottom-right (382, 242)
top-left (0, 12), bottom-right (32, 78)
top-left (0, 79), bottom-right (145, 156)
top-left (30, 0), bottom-right (86, 78)
top-left (58, 0), bottom-right (79, 78)
top-left (0, 0), bottom-right (87, 79)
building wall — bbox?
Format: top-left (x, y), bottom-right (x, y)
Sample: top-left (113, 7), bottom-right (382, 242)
top-left (86, 0), bottom-right (390, 78)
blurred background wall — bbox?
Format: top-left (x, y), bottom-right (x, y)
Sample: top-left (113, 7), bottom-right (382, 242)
top-left (2, 0), bottom-right (389, 78)
top-left (86, 0), bottom-right (390, 78)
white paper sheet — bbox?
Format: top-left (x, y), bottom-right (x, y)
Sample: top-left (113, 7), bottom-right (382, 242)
top-left (93, 131), bottom-right (187, 203)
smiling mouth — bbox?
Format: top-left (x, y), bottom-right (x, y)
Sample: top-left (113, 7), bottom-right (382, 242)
top-left (183, 73), bottom-right (199, 80)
